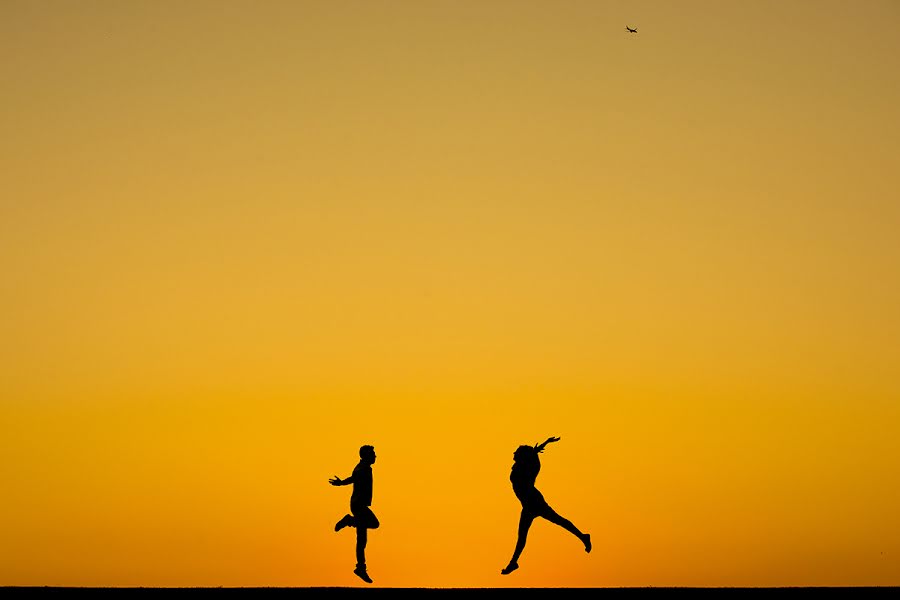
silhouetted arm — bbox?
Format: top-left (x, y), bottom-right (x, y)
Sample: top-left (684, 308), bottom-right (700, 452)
top-left (329, 473), bottom-right (354, 486)
top-left (534, 436), bottom-right (561, 453)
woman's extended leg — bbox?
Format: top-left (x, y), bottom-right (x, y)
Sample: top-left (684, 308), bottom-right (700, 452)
top-left (542, 506), bottom-right (591, 552)
top-left (502, 510), bottom-right (535, 574)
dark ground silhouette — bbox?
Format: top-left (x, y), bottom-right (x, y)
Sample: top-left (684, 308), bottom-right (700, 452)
top-left (5, 587), bottom-right (894, 594)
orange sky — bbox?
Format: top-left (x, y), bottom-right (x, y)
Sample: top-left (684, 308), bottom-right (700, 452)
top-left (2, 0), bottom-right (899, 588)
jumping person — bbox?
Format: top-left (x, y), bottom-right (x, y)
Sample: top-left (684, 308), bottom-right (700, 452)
top-left (330, 445), bottom-right (379, 584)
top-left (501, 436), bottom-right (591, 575)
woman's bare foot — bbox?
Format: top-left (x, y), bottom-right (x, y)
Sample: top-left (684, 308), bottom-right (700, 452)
top-left (501, 561), bottom-right (519, 575)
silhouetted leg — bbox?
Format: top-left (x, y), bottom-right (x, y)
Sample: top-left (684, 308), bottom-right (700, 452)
top-left (349, 505), bottom-right (376, 583)
top-left (542, 506), bottom-right (591, 552)
top-left (335, 514), bottom-right (355, 532)
top-left (502, 510), bottom-right (534, 574)
top-left (352, 507), bottom-right (380, 562)
top-left (353, 527), bottom-right (373, 583)
top-left (356, 526), bottom-right (367, 566)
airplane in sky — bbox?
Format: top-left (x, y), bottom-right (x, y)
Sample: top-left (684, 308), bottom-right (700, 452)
top-left (625, 26), bottom-right (638, 33)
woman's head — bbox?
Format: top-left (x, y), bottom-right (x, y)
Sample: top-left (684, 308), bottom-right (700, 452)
top-left (513, 444), bottom-right (538, 463)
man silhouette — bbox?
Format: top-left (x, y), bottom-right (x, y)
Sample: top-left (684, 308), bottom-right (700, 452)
top-left (330, 445), bottom-right (379, 584)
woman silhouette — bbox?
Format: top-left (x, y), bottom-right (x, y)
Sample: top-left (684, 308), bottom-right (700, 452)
top-left (501, 436), bottom-right (591, 575)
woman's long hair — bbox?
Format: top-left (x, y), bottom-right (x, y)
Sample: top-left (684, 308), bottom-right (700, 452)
top-left (513, 444), bottom-right (543, 476)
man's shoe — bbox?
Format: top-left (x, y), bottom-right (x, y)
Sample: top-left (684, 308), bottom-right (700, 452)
top-left (501, 562), bottom-right (519, 575)
top-left (353, 566), bottom-right (373, 584)
top-left (334, 514), bottom-right (353, 532)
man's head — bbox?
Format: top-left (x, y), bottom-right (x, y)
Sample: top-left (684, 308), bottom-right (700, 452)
top-left (359, 445), bottom-right (376, 464)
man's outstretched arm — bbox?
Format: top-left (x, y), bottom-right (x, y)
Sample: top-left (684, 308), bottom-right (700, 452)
top-left (329, 473), bottom-right (354, 486)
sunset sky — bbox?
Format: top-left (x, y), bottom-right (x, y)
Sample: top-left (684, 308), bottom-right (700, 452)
top-left (2, 0), bottom-right (899, 588)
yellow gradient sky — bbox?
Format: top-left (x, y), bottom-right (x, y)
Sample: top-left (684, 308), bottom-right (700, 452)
top-left (2, 0), bottom-right (899, 588)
